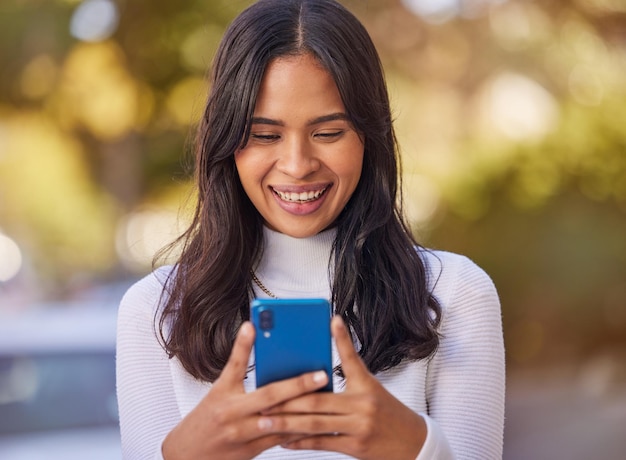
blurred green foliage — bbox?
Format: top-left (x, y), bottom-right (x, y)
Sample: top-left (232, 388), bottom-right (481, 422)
top-left (0, 0), bottom-right (625, 366)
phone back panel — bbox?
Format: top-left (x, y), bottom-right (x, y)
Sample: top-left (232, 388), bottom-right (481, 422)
top-left (251, 298), bottom-right (333, 391)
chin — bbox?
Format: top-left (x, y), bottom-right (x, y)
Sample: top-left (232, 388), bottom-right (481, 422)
top-left (271, 222), bottom-right (330, 239)
top-left (281, 228), bottom-right (321, 239)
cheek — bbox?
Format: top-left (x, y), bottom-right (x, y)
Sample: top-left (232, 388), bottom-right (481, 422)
top-left (235, 151), bottom-right (263, 187)
top-left (336, 150), bottom-right (364, 188)
top-left (234, 150), bottom-right (248, 173)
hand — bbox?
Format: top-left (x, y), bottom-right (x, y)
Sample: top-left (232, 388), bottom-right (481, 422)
top-left (161, 321), bottom-right (330, 460)
top-left (263, 316), bottom-right (428, 460)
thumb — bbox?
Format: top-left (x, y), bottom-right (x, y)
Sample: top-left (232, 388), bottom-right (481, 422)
top-left (332, 316), bottom-right (370, 380)
top-left (215, 321), bottom-right (255, 388)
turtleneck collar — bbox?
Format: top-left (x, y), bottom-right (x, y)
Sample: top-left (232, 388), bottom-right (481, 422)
top-left (253, 226), bottom-right (336, 298)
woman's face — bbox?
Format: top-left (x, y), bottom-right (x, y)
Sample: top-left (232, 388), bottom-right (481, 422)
top-left (235, 53), bottom-right (364, 238)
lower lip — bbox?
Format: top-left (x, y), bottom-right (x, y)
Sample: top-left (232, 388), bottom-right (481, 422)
top-left (272, 189), bottom-right (330, 215)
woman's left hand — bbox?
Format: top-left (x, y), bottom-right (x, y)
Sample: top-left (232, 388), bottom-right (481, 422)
top-left (263, 316), bottom-right (428, 460)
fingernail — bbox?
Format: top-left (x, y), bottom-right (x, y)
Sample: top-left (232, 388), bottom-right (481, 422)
top-left (240, 322), bottom-right (251, 337)
top-left (313, 371), bottom-right (327, 383)
top-left (258, 417), bottom-right (273, 431)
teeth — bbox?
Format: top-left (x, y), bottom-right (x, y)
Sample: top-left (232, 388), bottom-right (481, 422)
top-left (275, 187), bottom-right (326, 203)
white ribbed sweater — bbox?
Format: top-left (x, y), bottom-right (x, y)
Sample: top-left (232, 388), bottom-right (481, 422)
top-left (116, 228), bottom-right (505, 459)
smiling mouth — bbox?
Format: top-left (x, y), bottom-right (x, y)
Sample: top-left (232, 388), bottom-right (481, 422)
top-left (272, 186), bottom-right (329, 203)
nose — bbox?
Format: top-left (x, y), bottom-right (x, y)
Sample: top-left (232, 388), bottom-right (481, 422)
top-left (275, 136), bottom-right (320, 179)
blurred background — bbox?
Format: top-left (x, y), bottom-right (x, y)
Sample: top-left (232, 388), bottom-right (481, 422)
top-left (0, 0), bottom-right (625, 458)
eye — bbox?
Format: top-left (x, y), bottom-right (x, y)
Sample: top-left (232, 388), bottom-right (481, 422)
top-left (250, 133), bottom-right (280, 143)
top-left (314, 130), bottom-right (344, 142)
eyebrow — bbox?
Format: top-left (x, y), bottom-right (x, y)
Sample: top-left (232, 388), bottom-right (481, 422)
top-left (250, 112), bottom-right (349, 127)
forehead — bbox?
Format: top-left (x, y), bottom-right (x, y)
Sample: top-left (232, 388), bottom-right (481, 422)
top-left (254, 53), bottom-right (344, 116)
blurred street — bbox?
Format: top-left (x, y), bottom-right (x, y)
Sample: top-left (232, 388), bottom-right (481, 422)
top-left (504, 354), bottom-right (626, 460)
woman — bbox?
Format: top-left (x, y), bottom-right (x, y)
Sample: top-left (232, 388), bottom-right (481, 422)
top-left (116, 0), bottom-right (505, 459)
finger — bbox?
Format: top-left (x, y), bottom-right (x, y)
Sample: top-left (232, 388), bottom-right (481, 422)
top-left (331, 316), bottom-right (369, 378)
top-left (214, 414), bottom-right (296, 445)
top-left (247, 433), bottom-right (304, 456)
top-left (263, 391), bottom-right (338, 415)
top-left (213, 368), bottom-right (330, 421)
top-left (258, 412), bottom-right (353, 438)
top-left (282, 432), bottom-right (352, 454)
top-left (245, 370), bottom-right (330, 415)
top-left (230, 411), bottom-right (339, 446)
top-left (266, 389), bottom-right (377, 418)
top-left (217, 321), bottom-right (255, 387)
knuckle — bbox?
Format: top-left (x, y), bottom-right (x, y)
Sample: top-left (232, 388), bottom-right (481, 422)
top-left (297, 374), bottom-right (311, 392)
top-left (221, 424), bottom-right (242, 443)
top-left (304, 393), bottom-right (321, 410)
top-left (306, 416), bottom-right (323, 432)
top-left (227, 352), bottom-right (245, 369)
top-left (360, 417), bottom-right (376, 438)
top-left (260, 386), bottom-right (280, 405)
top-left (362, 395), bottom-right (379, 417)
top-left (354, 400), bottom-right (378, 437)
top-left (212, 405), bottom-right (229, 425)
top-left (351, 437), bottom-right (370, 457)
top-left (270, 416), bottom-right (286, 432)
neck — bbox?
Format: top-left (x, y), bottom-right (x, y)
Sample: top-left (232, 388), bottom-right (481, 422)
top-left (253, 227), bottom-right (336, 298)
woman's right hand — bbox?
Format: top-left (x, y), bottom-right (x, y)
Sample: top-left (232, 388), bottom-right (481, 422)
top-left (161, 321), bottom-right (329, 460)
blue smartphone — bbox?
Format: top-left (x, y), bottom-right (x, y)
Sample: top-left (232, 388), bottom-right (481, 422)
top-left (251, 298), bottom-right (333, 392)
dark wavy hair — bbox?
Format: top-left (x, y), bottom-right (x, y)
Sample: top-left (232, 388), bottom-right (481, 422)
top-left (158, 0), bottom-right (441, 382)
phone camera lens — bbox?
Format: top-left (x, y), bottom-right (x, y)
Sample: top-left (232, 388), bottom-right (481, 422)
top-left (259, 309), bottom-right (273, 330)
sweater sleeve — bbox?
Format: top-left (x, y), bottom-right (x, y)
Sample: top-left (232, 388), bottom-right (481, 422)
top-left (420, 253), bottom-right (505, 459)
top-left (116, 269), bottom-right (181, 460)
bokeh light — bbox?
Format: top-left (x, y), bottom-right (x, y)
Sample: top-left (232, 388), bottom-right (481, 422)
top-left (401, 0), bottom-right (460, 24)
top-left (404, 174), bottom-right (442, 227)
top-left (58, 42), bottom-right (143, 140)
top-left (0, 233), bottom-right (23, 282)
top-left (70, 0), bottom-right (119, 43)
top-left (115, 209), bottom-right (187, 272)
top-left (165, 77), bottom-right (208, 127)
top-left (401, 0), bottom-right (507, 23)
top-left (475, 72), bottom-right (559, 141)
